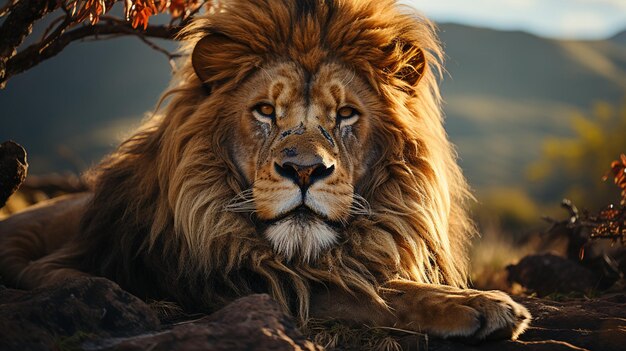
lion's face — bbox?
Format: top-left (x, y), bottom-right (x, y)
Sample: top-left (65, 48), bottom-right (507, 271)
top-left (226, 61), bottom-right (380, 261)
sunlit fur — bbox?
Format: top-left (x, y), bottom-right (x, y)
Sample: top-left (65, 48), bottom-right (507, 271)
top-left (2, 0), bottom-right (475, 323)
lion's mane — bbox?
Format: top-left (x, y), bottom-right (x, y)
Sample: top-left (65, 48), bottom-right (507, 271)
top-left (73, 0), bottom-right (474, 321)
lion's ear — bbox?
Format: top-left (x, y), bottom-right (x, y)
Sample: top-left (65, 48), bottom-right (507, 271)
top-left (192, 33), bottom-right (240, 88)
top-left (385, 41), bottom-right (427, 93)
top-left (399, 44), bottom-right (427, 88)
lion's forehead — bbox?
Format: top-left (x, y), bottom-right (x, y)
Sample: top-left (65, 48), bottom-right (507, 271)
top-left (255, 62), bottom-right (363, 126)
top-left (261, 63), bottom-right (354, 104)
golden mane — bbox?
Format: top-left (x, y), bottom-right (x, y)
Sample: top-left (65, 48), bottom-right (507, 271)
top-left (74, 0), bottom-right (474, 322)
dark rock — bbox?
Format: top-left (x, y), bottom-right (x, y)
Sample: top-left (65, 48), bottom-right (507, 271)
top-left (0, 140), bottom-right (28, 207)
top-left (90, 294), bottom-right (322, 351)
top-left (541, 205), bottom-right (626, 290)
top-left (0, 277), bottom-right (160, 351)
top-left (506, 253), bottom-right (598, 296)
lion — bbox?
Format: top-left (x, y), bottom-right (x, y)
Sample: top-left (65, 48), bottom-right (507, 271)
top-left (0, 0), bottom-right (530, 342)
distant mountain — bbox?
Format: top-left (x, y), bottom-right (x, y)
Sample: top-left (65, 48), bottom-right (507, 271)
top-left (1, 23), bottom-right (625, 201)
top-left (438, 23), bottom-right (626, 190)
top-left (611, 30), bottom-right (626, 45)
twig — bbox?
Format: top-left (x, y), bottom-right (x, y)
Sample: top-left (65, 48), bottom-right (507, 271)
top-left (561, 199), bottom-right (579, 223)
top-left (183, 0), bottom-right (209, 22)
top-left (0, 0), bottom-right (20, 17)
top-left (39, 15), bottom-right (68, 42)
top-left (135, 35), bottom-right (182, 71)
top-left (96, 16), bottom-right (182, 70)
top-left (39, 18), bottom-right (79, 55)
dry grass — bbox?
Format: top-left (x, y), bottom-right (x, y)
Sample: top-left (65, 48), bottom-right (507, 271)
top-left (469, 222), bottom-right (539, 292)
top-left (0, 191), bottom-right (39, 220)
top-left (305, 319), bottom-right (427, 351)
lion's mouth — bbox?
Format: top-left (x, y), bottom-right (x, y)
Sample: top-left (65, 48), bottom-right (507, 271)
top-left (287, 206), bottom-right (316, 222)
top-left (261, 205), bottom-right (341, 228)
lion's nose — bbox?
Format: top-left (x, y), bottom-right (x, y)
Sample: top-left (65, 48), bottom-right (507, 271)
top-left (274, 161), bottom-right (335, 190)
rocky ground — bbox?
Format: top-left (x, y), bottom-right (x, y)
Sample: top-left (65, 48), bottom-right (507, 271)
top-left (0, 278), bottom-right (320, 351)
top-left (1, 276), bottom-right (625, 351)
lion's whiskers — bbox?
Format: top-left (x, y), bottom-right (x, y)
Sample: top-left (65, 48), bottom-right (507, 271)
top-left (225, 188), bottom-right (372, 225)
top-left (223, 189), bottom-right (257, 213)
top-left (350, 194), bottom-right (372, 216)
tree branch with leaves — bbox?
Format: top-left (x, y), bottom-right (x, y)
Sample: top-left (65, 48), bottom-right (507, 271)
top-left (0, 0), bottom-right (218, 88)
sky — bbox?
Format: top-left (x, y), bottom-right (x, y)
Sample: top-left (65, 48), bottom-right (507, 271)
top-left (409, 0), bottom-right (626, 40)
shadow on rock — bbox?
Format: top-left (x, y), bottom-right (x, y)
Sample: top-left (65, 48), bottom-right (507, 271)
top-left (0, 277), bottom-right (159, 351)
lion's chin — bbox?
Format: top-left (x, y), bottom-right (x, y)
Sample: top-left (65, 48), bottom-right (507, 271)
top-left (264, 213), bottom-right (338, 263)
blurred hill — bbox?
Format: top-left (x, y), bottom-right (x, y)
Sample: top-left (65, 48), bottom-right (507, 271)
top-left (1, 23), bottom-right (625, 205)
top-left (0, 37), bottom-right (176, 174)
top-left (438, 24), bottom-right (626, 195)
top-left (611, 30), bottom-right (626, 45)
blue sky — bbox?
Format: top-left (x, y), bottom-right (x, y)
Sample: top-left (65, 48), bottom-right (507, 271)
top-left (409, 0), bottom-right (626, 39)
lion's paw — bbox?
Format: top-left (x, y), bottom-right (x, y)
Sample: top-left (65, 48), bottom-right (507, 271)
top-left (422, 291), bottom-right (531, 342)
top-left (469, 290), bottom-right (530, 340)
top-left (429, 290), bottom-right (531, 342)
top-left (382, 282), bottom-right (531, 342)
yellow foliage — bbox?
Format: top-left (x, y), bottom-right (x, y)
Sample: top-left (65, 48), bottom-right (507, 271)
top-left (477, 187), bottom-right (540, 225)
top-left (527, 98), bottom-right (626, 210)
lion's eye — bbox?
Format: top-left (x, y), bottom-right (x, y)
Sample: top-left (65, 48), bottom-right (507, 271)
top-left (336, 106), bottom-right (360, 126)
top-left (253, 103), bottom-right (276, 120)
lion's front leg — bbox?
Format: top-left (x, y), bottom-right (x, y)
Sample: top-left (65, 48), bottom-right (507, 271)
top-left (379, 280), bottom-right (531, 341)
top-left (310, 280), bottom-right (530, 342)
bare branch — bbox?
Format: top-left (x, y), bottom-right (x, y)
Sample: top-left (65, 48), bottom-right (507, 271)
top-left (134, 35), bottom-right (182, 71)
top-left (96, 16), bottom-right (182, 69)
top-left (38, 16), bottom-right (73, 52)
top-left (40, 15), bottom-right (68, 42)
top-left (0, 0), bottom-right (60, 87)
top-left (0, 0), bottom-right (20, 17)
